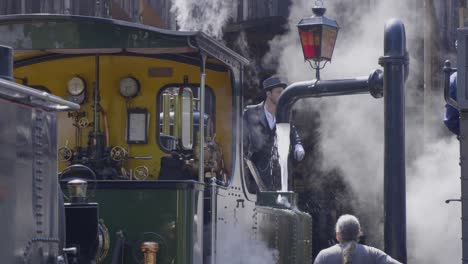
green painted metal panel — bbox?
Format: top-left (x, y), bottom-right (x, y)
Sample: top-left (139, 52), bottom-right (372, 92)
top-left (255, 191), bottom-right (313, 264)
top-left (90, 181), bottom-right (204, 264)
top-left (0, 15), bottom-right (190, 50)
top-left (256, 206), bottom-right (312, 264)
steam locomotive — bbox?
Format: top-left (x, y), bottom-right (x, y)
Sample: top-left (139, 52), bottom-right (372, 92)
top-left (0, 14), bottom-right (312, 263)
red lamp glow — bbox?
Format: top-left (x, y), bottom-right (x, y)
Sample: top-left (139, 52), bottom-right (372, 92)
top-left (297, 6), bottom-right (339, 62)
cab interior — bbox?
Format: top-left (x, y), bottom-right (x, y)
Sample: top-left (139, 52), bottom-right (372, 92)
top-left (14, 53), bottom-right (235, 184)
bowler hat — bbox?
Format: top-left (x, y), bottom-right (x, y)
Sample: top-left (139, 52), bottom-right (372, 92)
top-left (262, 76), bottom-right (287, 91)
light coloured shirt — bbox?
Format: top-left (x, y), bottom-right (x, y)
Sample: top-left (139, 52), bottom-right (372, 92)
top-left (314, 243), bottom-right (402, 264)
top-left (264, 103), bottom-right (276, 130)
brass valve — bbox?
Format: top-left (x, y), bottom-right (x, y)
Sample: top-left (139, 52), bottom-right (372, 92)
top-left (141, 241), bottom-right (159, 264)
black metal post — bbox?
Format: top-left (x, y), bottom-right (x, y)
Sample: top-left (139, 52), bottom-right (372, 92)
top-left (378, 19), bottom-right (408, 263)
top-left (0, 45), bottom-right (13, 81)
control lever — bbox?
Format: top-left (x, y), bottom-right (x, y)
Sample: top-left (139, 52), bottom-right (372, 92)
top-left (129, 156), bottom-right (152, 160)
top-left (244, 158), bottom-right (267, 191)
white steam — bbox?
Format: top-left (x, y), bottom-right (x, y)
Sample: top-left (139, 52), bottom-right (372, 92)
top-left (277, 194), bottom-right (292, 208)
top-left (217, 224), bottom-right (279, 264)
top-left (268, 0), bottom-right (461, 262)
top-left (170, 0), bottom-right (236, 39)
top-left (277, 123), bottom-right (291, 191)
top-left (407, 137), bottom-right (460, 263)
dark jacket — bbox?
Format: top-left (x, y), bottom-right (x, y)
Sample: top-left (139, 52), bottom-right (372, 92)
top-left (243, 102), bottom-right (302, 191)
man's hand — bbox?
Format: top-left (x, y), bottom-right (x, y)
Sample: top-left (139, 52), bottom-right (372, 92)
top-left (294, 144), bottom-right (305, 161)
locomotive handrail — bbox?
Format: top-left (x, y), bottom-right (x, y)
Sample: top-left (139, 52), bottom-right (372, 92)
top-left (0, 77), bottom-right (79, 111)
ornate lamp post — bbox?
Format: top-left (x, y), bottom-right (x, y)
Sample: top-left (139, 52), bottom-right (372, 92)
top-left (297, 0), bottom-right (339, 80)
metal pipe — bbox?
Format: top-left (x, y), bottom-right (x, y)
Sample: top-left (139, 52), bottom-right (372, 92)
top-left (379, 19), bottom-right (408, 263)
top-left (461, 112), bottom-right (468, 264)
top-left (111, 231), bottom-right (125, 264)
top-left (276, 70), bottom-right (383, 123)
top-left (93, 55), bottom-right (104, 161)
top-left (94, 55), bottom-right (101, 136)
top-left (21, 0), bottom-right (25, 13)
top-left (210, 178), bottom-right (217, 264)
top-left (174, 93), bottom-right (180, 140)
top-left (199, 53), bottom-right (207, 182)
top-left (0, 46), bottom-right (78, 110)
top-left (198, 53), bottom-right (207, 264)
top-left (101, 107), bottom-right (110, 147)
top-left (63, 0), bottom-right (71, 14)
top-left (162, 94), bottom-right (171, 135)
top-left (0, 46), bottom-right (13, 81)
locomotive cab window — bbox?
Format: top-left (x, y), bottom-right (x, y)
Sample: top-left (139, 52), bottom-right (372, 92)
top-left (157, 84), bottom-right (216, 152)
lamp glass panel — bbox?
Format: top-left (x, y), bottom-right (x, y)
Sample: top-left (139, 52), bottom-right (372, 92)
top-left (321, 25), bottom-right (338, 60)
top-left (299, 26), bottom-right (321, 59)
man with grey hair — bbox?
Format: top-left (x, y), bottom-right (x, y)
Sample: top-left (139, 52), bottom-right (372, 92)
top-left (313, 214), bottom-right (402, 264)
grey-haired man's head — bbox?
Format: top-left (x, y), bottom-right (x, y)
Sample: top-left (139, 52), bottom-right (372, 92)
top-left (335, 214), bottom-right (361, 242)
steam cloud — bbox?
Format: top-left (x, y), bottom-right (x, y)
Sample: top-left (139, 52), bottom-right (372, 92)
top-left (217, 224), bottom-right (279, 264)
top-left (267, 0), bottom-right (461, 263)
top-left (170, 0), bottom-right (236, 39)
top-left (407, 137), bottom-right (460, 263)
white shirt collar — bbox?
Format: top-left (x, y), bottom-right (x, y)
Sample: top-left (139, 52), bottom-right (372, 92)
top-left (264, 103), bottom-right (276, 130)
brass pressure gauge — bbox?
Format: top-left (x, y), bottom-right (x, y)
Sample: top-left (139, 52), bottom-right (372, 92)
top-left (67, 76), bottom-right (86, 96)
top-left (67, 76), bottom-right (86, 104)
top-left (119, 77), bottom-right (140, 98)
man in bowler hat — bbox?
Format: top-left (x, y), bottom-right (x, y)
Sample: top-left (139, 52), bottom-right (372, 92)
top-left (243, 76), bottom-right (305, 191)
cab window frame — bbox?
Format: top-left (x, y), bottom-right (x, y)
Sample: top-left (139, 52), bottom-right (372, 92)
top-left (156, 83), bottom-right (216, 153)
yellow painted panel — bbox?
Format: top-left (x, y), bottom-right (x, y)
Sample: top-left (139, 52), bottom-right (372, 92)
top-left (14, 55), bottom-right (233, 179)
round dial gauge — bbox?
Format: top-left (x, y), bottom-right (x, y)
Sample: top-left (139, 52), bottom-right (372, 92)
top-left (67, 77), bottom-right (86, 96)
top-left (119, 77), bottom-right (140, 98)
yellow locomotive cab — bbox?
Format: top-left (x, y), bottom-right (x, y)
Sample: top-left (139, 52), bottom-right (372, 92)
top-left (16, 54), bottom-right (233, 180)
top-left (3, 14), bottom-right (248, 183)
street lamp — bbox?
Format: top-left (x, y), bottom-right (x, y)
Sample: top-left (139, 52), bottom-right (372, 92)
top-left (297, 0), bottom-right (339, 80)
